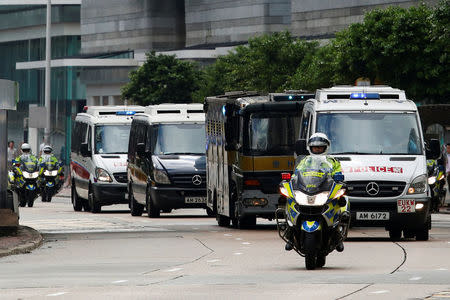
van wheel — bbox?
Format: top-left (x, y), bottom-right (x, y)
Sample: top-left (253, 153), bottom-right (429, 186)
top-left (389, 229), bottom-right (402, 241)
top-left (71, 182), bottom-right (82, 211)
top-left (416, 224), bottom-right (429, 241)
top-left (146, 190), bottom-right (160, 218)
top-left (88, 188), bottom-right (101, 213)
top-left (130, 188), bottom-right (143, 217)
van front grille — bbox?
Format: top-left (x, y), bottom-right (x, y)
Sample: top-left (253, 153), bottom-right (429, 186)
top-left (346, 181), bottom-right (406, 198)
top-left (113, 172), bottom-right (128, 183)
top-left (171, 173), bottom-right (206, 188)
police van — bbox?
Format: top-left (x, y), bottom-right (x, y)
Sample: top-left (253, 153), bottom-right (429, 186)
top-left (71, 105), bottom-right (144, 213)
top-left (295, 86), bottom-right (441, 240)
top-left (127, 104), bottom-right (206, 217)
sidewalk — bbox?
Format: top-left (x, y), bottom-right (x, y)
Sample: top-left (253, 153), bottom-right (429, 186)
top-left (0, 226), bottom-right (43, 258)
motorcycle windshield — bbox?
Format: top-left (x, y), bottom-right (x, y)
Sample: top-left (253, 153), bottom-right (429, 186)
top-left (292, 156), bottom-right (334, 195)
top-left (20, 155), bottom-right (37, 172)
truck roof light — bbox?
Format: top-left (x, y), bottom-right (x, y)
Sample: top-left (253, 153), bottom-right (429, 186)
top-left (350, 93), bottom-right (380, 100)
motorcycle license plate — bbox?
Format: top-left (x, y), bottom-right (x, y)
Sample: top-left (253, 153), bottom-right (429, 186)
top-left (356, 212), bottom-right (389, 220)
top-left (185, 196), bottom-right (206, 204)
top-left (397, 199), bottom-right (415, 213)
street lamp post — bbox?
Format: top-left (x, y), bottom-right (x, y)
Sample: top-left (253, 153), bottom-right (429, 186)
top-left (44, 0), bottom-right (52, 145)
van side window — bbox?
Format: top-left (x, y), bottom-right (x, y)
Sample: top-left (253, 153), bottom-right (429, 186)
top-left (128, 121), bottom-right (137, 161)
top-left (72, 121), bottom-right (80, 153)
top-left (300, 110), bottom-right (311, 140)
top-left (87, 126), bottom-right (92, 151)
top-left (79, 122), bottom-right (88, 150)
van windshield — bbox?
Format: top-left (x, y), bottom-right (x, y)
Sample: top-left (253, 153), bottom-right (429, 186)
top-left (316, 113), bottom-right (422, 155)
top-left (95, 125), bottom-right (131, 154)
top-left (152, 124), bottom-right (205, 155)
top-left (247, 112), bottom-right (300, 155)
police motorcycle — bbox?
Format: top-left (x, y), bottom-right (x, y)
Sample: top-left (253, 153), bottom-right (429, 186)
top-left (10, 155), bottom-right (40, 207)
top-left (276, 154), bottom-right (350, 270)
top-left (427, 159), bottom-right (446, 213)
top-left (39, 155), bottom-right (64, 202)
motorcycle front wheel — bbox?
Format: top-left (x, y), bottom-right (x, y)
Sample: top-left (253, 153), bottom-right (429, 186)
top-left (304, 233), bottom-right (318, 270)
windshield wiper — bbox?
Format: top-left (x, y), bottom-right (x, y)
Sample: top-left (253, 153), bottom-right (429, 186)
top-left (163, 152), bottom-right (204, 155)
top-left (332, 152), bottom-right (371, 155)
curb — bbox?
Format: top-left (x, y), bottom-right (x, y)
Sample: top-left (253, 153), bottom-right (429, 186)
top-left (0, 226), bottom-right (43, 258)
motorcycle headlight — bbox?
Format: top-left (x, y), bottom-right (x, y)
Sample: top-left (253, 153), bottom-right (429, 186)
top-left (408, 174), bottom-right (427, 194)
top-left (153, 169), bottom-right (170, 184)
top-left (428, 176), bottom-right (436, 185)
top-left (95, 167), bottom-right (112, 183)
top-left (22, 171), bottom-right (31, 179)
top-left (294, 191), bottom-right (329, 206)
top-left (23, 171), bottom-right (39, 179)
top-left (32, 171), bottom-right (39, 178)
top-left (44, 170), bottom-right (58, 176)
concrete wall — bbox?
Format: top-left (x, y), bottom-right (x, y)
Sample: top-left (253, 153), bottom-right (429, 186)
top-left (185, 0), bottom-right (291, 47)
top-left (290, 0), bottom-right (437, 39)
top-left (81, 0), bottom-right (186, 54)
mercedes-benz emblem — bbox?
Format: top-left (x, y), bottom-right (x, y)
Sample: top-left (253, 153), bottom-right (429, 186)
top-left (366, 182), bottom-right (380, 196)
top-left (192, 175), bottom-right (202, 186)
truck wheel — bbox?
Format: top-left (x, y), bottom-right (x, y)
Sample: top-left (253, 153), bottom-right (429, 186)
top-left (71, 182), bottom-right (82, 211)
top-left (389, 229), bottom-right (402, 241)
top-left (217, 214), bottom-right (230, 227)
top-left (236, 215), bottom-right (256, 229)
top-left (206, 208), bottom-right (215, 217)
top-left (146, 190), bottom-right (160, 218)
top-left (129, 187), bottom-right (143, 217)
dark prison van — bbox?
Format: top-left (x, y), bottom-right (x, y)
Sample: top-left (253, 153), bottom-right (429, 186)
top-left (127, 104), bottom-right (208, 218)
top-left (205, 91), bottom-right (310, 228)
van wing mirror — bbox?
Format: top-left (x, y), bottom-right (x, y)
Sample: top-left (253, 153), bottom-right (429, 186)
top-left (426, 138), bottom-right (441, 160)
top-left (136, 142), bottom-right (146, 155)
top-left (294, 139), bottom-right (308, 156)
top-left (80, 143), bottom-right (91, 157)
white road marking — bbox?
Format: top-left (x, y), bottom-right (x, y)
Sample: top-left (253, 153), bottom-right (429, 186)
top-left (370, 290), bottom-right (389, 294)
top-left (436, 268), bottom-right (448, 271)
top-left (192, 227), bottom-right (199, 230)
top-left (233, 252), bottom-right (243, 255)
top-left (242, 242), bottom-right (251, 245)
top-left (47, 292), bottom-right (67, 297)
top-left (112, 280), bottom-right (128, 284)
top-left (166, 268), bottom-right (183, 272)
top-left (224, 234), bottom-right (232, 237)
top-left (207, 259), bottom-right (221, 263)
top-left (409, 276), bottom-right (422, 281)
top-left (235, 238), bottom-right (242, 240)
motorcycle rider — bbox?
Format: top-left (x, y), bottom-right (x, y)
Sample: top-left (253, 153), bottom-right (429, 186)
top-left (12, 143), bottom-right (38, 186)
top-left (38, 145), bottom-right (61, 188)
top-left (285, 132), bottom-right (345, 251)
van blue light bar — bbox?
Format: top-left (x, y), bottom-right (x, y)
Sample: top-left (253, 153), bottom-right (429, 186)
top-left (350, 93), bottom-right (380, 100)
top-left (116, 111), bottom-right (136, 115)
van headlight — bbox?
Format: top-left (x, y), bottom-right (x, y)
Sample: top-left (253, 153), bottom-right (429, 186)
top-left (153, 169), bottom-right (170, 184)
top-left (408, 174), bottom-right (427, 194)
top-left (95, 167), bottom-right (112, 182)
top-left (294, 191), bottom-right (329, 206)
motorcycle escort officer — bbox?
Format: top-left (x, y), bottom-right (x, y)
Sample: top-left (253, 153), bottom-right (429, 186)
top-left (285, 132), bottom-right (345, 251)
top-left (11, 143), bottom-right (38, 186)
top-left (38, 145), bottom-right (62, 188)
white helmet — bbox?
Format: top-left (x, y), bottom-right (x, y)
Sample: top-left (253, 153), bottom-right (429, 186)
top-left (307, 133), bottom-right (330, 156)
top-left (43, 145), bottom-right (53, 153)
top-left (21, 143), bottom-right (31, 152)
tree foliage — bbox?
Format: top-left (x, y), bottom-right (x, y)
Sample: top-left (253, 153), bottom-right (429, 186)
top-left (121, 52), bottom-right (202, 105)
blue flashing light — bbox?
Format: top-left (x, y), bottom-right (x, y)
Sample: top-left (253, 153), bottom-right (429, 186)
top-left (222, 105), bottom-right (226, 116)
top-left (116, 111), bottom-right (136, 115)
top-left (350, 93), bottom-right (380, 100)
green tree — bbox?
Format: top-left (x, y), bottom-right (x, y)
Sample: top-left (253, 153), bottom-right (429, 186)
top-left (121, 52), bottom-right (202, 105)
top-left (331, 3), bottom-right (449, 102)
top-left (196, 32), bottom-right (319, 98)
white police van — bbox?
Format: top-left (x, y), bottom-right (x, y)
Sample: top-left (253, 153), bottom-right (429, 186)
top-left (296, 86), bottom-right (441, 240)
top-left (71, 105), bottom-right (144, 213)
